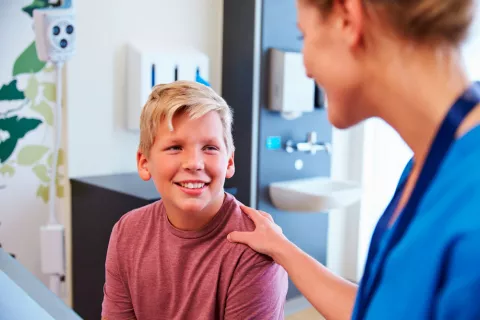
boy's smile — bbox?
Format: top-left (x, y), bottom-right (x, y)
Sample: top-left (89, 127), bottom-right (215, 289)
top-left (137, 111), bottom-right (235, 231)
top-left (173, 179), bottom-right (210, 196)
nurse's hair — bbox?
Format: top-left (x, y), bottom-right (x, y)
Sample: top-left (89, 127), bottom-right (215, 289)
top-left (305, 0), bottom-right (476, 46)
top-left (138, 80), bottom-right (235, 157)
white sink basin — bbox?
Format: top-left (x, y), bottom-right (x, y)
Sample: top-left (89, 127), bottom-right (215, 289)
top-left (269, 176), bottom-right (362, 212)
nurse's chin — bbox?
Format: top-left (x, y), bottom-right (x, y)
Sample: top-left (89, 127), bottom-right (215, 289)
top-left (328, 108), bottom-right (367, 130)
top-left (329, 115), bottom-right (359, 130)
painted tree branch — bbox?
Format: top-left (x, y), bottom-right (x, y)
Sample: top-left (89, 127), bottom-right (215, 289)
top-left (0, 99), bottom-right (30, 118)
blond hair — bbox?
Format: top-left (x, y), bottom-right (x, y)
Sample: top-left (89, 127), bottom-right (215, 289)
top-left (139, 80), bottom-right (234, 157)
top-left (304, 0), bottom-right (476, 46)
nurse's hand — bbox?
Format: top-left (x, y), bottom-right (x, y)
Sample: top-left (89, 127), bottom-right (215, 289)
top-left (228, 204), bottom-right (290, 261)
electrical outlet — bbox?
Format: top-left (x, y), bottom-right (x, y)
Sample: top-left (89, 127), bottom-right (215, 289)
top-left (33, 7), bottom-right (76, 62)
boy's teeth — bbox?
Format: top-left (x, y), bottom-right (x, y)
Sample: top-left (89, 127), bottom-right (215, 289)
top-left (180, 182), bottom-right (205, 189)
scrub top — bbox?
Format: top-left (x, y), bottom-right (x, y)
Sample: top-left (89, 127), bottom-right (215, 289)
top-left (357, 124), bottom-right (480, 319)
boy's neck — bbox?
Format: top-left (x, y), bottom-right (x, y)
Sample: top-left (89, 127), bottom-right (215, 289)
top-left (164, 193), bottom-right (227, 232)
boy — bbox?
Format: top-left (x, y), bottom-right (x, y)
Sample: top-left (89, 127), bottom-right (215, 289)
top-left (101, 81), bottom-right (288, 319)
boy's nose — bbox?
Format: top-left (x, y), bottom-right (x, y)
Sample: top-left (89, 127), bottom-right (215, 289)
top-left (182, 152), bottom-right (204, 171)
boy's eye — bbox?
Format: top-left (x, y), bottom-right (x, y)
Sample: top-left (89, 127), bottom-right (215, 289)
top-left (166, 145), bottom-right (182, 151)
top-left (204, 145), bottom-right (219, 151)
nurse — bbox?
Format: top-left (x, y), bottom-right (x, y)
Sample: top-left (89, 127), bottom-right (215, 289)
top-left (227, 0), bottom-right (480, 319)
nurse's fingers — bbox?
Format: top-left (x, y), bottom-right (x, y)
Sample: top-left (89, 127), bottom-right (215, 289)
top-left (239, 203), bottom-right (263, 224)
top-left (227, 230), bottom-right (254, 245)
top-left (259, 210), bottom-right (274, 223)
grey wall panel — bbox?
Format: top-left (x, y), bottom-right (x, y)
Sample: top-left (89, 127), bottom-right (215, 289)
top-left (222, 0), bottom-right (333, 300)
top-left (221, 0), bottom-right (257, 205)
top-left (257, 0), bottom-right (332, 299)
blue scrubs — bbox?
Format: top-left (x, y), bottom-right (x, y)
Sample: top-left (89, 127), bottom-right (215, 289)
top-left (353, 82), bottom-right (480, 319)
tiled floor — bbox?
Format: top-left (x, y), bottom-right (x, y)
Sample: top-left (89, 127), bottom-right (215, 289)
top-left (286, 307), bottom-right (325, 320)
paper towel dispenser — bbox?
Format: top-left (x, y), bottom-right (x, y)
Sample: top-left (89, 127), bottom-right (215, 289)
top-left (268, 48), bottom-right (316, 120)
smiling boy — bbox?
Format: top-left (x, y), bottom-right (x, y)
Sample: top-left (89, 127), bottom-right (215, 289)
top-left (101, 81), bottom-right (288, 320)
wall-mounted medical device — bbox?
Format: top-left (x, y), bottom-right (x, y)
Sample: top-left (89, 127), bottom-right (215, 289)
top-left (33, 0), bottom-right (75, 298)
top-left (268, 48), bottom-right (316, 120)
top-left (33, 2), bottom-right (75, 63)
top-left (126, 44), bottom-right (210, 131)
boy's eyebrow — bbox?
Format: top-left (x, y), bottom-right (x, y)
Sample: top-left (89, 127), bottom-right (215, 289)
top-left (159, 137), bottom-right (183, 145)
top-left (202, 137), bottom-right (222, 144)
top-left (158, 136), bottom-right (223, 146)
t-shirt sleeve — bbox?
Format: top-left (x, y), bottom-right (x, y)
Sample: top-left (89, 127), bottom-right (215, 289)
top-left (101, 223), bottom-right (136, 319)
top-left (225, 247), bottom-right (288, 319)
top-left (435, 230), bottom-right (480, 319)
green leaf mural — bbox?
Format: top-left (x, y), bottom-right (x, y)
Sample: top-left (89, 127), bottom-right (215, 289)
top-left (35, 183), bottom-right (65, 202)
top-left (43, 64), bottom-right (55, 72)
top-left (0, 117), bottom-right (42, 163)
top-left (43, 83), bottom-right (56, 102)
top-left (36, 184), bottom-right (49, 203)
top-left (17, 145), bottom-right (49, 166)
top-left (32, 164), bottom-right (49, 182)
top-left (57, 185), bottom-right (64, 198)
top-left (0, 164), bottom-right (15, 177)
top-left (47, 148), bottom-right (64, 167)
top-left (0, 80), bottom-right (25, 101)
top-left (32, 101), bottom-right (53, 126)
top-left (21, 0), bottom-right (50, 18)
top-left (12, 42), bottom-right (46, 76)
top-left (24, 76), bottom-right (39, 101)
top-left (56, 174), bottom-right (65, 184)
top-left (1, 1), bottom-right (64, 203)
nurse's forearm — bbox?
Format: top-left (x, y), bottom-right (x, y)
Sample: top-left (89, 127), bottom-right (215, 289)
top-left (273, 240), bottom-right (357, 320)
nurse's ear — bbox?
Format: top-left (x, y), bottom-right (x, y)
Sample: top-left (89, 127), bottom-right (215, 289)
top-left (137, 150), bottom-right (151, 181)
top-left (335, 0), bottom-right (365, 48)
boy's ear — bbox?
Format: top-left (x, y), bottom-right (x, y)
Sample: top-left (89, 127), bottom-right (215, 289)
top-left (137, 150), bottom-right (151, 181)
top-left (225, 152), bottom-right (235, 179)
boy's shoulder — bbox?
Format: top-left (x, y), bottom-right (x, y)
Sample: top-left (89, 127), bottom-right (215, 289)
top-left (223, 194), bottom-right (278, 262)
top-left (222, 193), bottom-right (256, 233)
top-left (224, 196), bottom-right (287, 296)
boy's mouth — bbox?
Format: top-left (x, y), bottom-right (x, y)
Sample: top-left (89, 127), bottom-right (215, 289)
top-left (174, 181), bottom-right (210, 189)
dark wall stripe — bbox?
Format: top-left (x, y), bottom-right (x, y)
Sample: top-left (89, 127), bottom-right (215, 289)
top-left (222, 0), bottom-right (332, 300)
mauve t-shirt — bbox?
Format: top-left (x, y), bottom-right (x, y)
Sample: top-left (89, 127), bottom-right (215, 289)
top-left (101, 192), bottom-right (288, 320)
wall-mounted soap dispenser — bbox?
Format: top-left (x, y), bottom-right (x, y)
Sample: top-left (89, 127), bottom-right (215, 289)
top-left (268, 48), bottom-right (315, 120)
top-left (126, 44), bottom-right (210, 131)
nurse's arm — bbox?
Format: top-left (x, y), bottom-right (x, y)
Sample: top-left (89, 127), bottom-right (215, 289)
top-left (274, 239), bottom-right (358, 320)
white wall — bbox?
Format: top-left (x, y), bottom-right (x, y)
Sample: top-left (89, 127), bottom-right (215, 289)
top-left (327, 124), bottom-right (365, 282)
top-left (357, 119), bottom-right (412, 278)
top-left (462, 2), bottom-right (480, 80)
top-left (66, 0), bottom-right (224, 178)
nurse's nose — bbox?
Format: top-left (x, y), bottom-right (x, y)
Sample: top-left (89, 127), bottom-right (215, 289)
top-left (182, 149), bottom-right (204, 171)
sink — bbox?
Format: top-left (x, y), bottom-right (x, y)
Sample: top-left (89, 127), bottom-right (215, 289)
top-left (269, 176), bottom-right (362, 212)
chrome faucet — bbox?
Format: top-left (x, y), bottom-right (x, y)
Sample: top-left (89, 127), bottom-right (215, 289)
top-left (285, 131), bottom-right (331, 155)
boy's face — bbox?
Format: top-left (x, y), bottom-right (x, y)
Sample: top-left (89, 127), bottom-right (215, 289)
top-left (137, 111), bottom-right (235, 216)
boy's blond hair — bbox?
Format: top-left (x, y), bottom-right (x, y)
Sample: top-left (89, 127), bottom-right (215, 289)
top-left (139, 80), bottom-right (234, 157)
